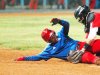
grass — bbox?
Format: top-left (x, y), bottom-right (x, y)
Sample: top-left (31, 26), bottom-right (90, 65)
top-left (0, 14), bottom-right (85, 50)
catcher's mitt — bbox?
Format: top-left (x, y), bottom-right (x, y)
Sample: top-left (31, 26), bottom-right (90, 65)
top-left (67, 50), bottom-right (84, 64)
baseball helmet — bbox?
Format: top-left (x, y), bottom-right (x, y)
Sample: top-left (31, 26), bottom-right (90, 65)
top-left (41, 28), bottom-right (55, 43)
top-left (74, 5), bottom-right (90, 24)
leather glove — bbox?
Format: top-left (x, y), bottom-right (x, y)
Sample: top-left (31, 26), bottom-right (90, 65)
top-left (67, 50), bottom-right (85, 64)
top-left (50, 18), bottom-right (60, 25)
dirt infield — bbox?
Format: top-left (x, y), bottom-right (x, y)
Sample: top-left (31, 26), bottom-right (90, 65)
top-left (0, 48), bottom-right (100, 75)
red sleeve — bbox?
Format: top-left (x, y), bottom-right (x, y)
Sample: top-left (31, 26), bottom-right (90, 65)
top-left (92, 13), bottom-right (100, 27)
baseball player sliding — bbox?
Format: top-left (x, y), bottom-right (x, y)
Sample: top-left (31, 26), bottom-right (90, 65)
top-left (16, 18), bottom-right (100, 65)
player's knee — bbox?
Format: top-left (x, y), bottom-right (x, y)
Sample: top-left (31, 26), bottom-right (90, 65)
top-left (81, 51), bottom-right (96, 64)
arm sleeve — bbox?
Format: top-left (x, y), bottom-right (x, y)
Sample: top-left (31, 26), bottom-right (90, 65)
top-left (24, 45), bottom-right (52, 61)
top-left (24, 52), bottom-right (51, 61)
top-left (59, 20), bottom-right (70, 36)
top-left (24, 55), bottom-right (43, 61)
top-left (87, 22), bottom-right (98, 39)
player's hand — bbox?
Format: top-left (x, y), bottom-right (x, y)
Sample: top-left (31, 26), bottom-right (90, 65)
top-left (15, 57), bottom-right (25, 61)
top-left (67, 50), bottom-right (85, 64)
top-left (50, 18), bottom-right (60, 26)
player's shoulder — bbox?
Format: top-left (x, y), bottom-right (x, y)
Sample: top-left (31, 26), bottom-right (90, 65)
top-left (86, 12), bottom-right (95, 23)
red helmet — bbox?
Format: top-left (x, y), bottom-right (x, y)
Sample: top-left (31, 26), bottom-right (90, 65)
top-left (41, 28), bottom-right (55, 43)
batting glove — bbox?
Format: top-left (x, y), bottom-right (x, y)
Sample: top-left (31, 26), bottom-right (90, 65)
top-left (50, 18), bottom-right (60, 25)
top-left (15, 57), bottom-right (25, 61)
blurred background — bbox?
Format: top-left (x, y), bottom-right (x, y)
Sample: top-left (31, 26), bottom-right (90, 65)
top-left (0, 0), bottom-right (100, 11)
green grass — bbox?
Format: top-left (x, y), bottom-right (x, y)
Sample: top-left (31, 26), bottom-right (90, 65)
top-left (0, 14), bottom-right (85, 50)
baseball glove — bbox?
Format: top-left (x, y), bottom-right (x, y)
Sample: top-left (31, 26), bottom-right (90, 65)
top-left (67, 50), bottom-right (84, 64)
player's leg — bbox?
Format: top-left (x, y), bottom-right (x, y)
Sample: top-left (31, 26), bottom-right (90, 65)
top-left (77, 40), bottom-right (100, 54)
top-left (90, 39), bottom-right (100, 53)
top-left (81, 51), bottom-right (100, 65)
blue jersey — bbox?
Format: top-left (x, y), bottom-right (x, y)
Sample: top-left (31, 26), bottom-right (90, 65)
top-left (25, 20), bottom-right (79, 61)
